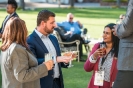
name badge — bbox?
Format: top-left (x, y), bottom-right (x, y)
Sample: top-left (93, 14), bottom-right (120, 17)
top-left (94, 71), bottom-right (104, 86)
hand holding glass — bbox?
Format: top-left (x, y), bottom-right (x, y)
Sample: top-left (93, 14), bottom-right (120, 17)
top-left (63, 51), bottom-right (77, 59)
top-left (99, 44), bottom-right (106, 57)
top-left (57, 51), bottom-right (77, 63)
top-left (44, 53), bottom-right (55, 69)
top-left (43, 60), bottom-right (53, 70)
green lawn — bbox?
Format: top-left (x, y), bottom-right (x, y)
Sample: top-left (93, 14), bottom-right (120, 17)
top-left (0, 7), bottom-right (126, 88)
top-left (62, 61), bottom-right (91, 88)
top-left (0, 8), bottom-right (126, 39)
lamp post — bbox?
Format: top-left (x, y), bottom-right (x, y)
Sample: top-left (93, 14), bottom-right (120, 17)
top-left (58, 0), bottom-right (61, 8)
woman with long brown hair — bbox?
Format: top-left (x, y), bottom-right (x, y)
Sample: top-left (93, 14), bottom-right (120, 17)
top-left (0, 17), bottom-right (54, 88)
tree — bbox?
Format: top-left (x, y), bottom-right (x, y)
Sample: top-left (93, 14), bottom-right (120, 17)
top-left (116, 0), bottom-right (120, 7)
top-left (19, 0), bottom-right (25, 10)
top-left (58, 0), bottom-right (61, 8)
top-left (70, 0), bottom-right (74, 8)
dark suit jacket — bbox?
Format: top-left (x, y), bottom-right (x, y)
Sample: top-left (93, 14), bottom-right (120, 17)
top-left (27, 30), bottom-right (67, 88)
top-left (0, 12), bottom-right (19, 33)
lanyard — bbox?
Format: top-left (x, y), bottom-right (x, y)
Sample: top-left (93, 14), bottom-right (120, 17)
top-left (100, 49), bottom-right (112, 69)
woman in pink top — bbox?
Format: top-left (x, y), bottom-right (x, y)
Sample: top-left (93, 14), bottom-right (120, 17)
top-left (84, 23), bottom-right (119, 88)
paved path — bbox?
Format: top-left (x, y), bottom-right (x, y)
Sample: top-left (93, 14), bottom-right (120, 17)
top-left (25, 2), bottom-right (101, 8)
top-left (0, 2), bottom-right (110, 9)
top-left (0, 2), bottom-right (127, 9)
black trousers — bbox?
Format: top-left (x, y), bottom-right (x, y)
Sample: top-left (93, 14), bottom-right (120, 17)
top-left (53, 78), bottom-right (61, 88)
top-left (113, 70), bottom-right (133, 88)
top-left (66, 34), bottom-right (83, 59)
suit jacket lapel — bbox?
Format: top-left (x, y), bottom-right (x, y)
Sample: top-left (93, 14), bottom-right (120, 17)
top-left (12, 12), bottom-right (19, 17)
top-left (32, 31), bottom-right (48, 53)
top-left (49, 35), bottom-right (60, 56)
top-left (1, 12), bottom-right (19, 33)
top-left (4, 12), bottom-right (18, 24)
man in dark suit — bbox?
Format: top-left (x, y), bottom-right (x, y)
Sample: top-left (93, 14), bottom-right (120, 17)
top-left (112, 0), bottom-right (133, 88)
top-left (27, 10), bottom-right (74, 88)
top-left (0, 0), bottom-right (18, 37)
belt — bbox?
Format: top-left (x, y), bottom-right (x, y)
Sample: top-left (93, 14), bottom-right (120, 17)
top-left (53, 78), bottom-right (60, 81)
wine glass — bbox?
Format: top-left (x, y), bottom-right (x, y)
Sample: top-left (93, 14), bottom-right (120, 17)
top-left (44, 53), bottom-right (52, 62)
top-left (63, 49), bottom-right (74, 68)
top-left (100, 44), bottom-right (106, 57)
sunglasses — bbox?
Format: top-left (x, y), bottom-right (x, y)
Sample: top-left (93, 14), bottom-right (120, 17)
top-left (119, 18), bottom-right (123, 19)
top-left (70, 18), bottom-right (73, 19)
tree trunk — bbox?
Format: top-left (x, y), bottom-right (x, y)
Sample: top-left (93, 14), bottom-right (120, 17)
top-left (19, 0), bottom-right (25, 10)
top-left (70, 0), bottom-right (74, 8)
top-left (58, 0), bottom-right (61, 8)
top-left (116, 0), bottom-right (120, 7)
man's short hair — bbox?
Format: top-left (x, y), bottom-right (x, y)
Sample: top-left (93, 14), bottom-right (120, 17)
top-left (8, 0), bottom-right (18, 10)
top-left (37, 10), bottom-right (55, 26)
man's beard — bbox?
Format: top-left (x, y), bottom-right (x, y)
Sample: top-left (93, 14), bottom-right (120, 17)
top-left (44, 25), bottom-right (54, 34)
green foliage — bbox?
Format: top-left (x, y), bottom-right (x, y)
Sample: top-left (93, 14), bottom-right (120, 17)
top-left (102, 0), bottom-right (128, 2)
top-left (0, 8), bottom-right (126, 39)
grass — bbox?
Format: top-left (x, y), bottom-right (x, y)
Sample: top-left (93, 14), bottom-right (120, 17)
top-left (0, 8), bottom-right (126, 39)
top-left (62, 54), bottom-right (93, 88)
top-left (62, 62), bottom-right (90, 88)
top-left (0, 7), bottom-right (126, 88)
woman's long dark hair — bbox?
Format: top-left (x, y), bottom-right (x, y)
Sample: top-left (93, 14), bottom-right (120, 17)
top-left (103, 23), bottom-right (120, 57)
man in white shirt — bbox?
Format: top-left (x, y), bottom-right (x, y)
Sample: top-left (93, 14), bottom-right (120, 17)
top-left (27, 10), bottom-right (75, 88)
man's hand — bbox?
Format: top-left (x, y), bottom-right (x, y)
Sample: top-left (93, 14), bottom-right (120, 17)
top-left (56, 56), bottom-right (71, 63)
top-left (77, 20), bottom-right (82, 28)
top-left (112, 25), bottom-right (118, 36)
top-left (64, 31), bottom-right (73, 35)
top-left (77, 20), bottom-right (81, 25)
top-left (63, 51), bottom-right (77, 58)
top-left (56, 52), bottom-right (77, 63)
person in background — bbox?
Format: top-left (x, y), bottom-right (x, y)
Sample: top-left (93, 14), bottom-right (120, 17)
top-left (113, 0), bottom-right (133, 88)
top-left (119, 14), bottom-right (125, 22)
top-left (27, 10), bottom-right (76, 88)
top-left (57, 13), bottom-right (83, 35)
top-left (54, 26), bottom-right (86, 61)
top-left (57, 13), bottom-right (90, 42)
top-left (0, 17), bottom-right (54, 88)
top-left (0, 0), bottom-right (18, 38)
top-left (57, 13), bottom-right (90, 60)
top-left (116, 14), bottom-right (125, 24)
top-left (84, 23), bottom-right (119, 88)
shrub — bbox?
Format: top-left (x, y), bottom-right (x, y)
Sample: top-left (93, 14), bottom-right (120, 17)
top-left (102, 0), bottom-right (128, 2)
